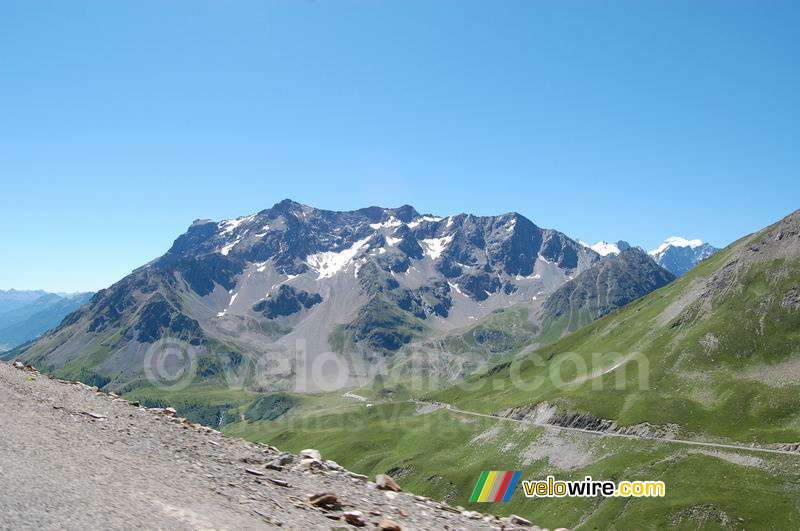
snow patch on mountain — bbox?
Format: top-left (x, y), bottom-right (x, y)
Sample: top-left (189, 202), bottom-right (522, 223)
top-left (447, 281), bottom-right (463, 295)
top-left (408, 215), bottom-right (443, 228)
top-left (220, 231), bottom-right (247, 256)
top-left (369, 217), bottom-right (404, 230)
top-left (306, 236), bottom-right (373, 279)
top-left (421, 235), bottom-right (453, 260)
top-left (218, 215), bottom-right (254, 236)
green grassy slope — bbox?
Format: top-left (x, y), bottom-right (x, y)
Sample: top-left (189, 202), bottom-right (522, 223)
top-left (221, 400), bottom-right (800, 529)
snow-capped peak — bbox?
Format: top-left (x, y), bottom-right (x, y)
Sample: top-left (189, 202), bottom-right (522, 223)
top-left (649, 236), bottom-right (704, 257)
top-left (218, 215), bottom-right (255, 236)
top-left (579, 240), bottom-right (631, 257)
top-left (590, 241), bottom-right (622, 257)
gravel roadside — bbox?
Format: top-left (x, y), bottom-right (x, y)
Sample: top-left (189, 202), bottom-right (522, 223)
top-left (0, 362), bottom-right (544, 530)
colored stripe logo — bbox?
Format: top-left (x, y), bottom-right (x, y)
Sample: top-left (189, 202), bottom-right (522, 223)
top-left (469, 471), bottom-right (521, 502)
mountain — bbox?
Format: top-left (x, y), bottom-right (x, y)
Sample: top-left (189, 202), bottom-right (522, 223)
top-left (538, 248), bottom-right (675, 341)
top-left (16, 199), bottom-right (605, 389)
top-left (0, 292), bottom-right (94, 352)
top-left (0, 289), bottom-right (49, 315)
top-left (580, 240), bottom-right (631, 256)
top-left (649, 236), bottom-right (718, 275)
top-left (441, 207), bottom-right (800, 444)
top-left (210, 208), bottom-right (800, 530)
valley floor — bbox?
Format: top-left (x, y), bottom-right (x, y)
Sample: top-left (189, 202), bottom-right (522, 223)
top-left (0, 363), bottom-right (535, 530)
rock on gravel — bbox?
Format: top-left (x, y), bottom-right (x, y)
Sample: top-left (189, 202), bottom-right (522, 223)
top-left (343, 510), bottom-right (366, 526)
top-left (376, 473), bottom-right (402, 492)
top-left (379, 517), bottom-right (403, 530)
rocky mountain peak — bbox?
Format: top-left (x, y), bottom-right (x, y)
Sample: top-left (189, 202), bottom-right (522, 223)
top-left (540, 246), bottom-right (675, 339)
top-left (648, 236), bottom-right (718, 276)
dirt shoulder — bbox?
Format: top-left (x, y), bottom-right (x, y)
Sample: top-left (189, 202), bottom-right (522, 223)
top-left (0, 362), bottom-right (540, 530)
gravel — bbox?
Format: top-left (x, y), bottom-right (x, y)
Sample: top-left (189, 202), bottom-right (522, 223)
top-left (0, 362), bottom-right (539, 530)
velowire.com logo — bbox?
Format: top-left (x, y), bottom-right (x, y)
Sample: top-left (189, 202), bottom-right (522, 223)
top-left (469, 471), bottom-right (522, 502)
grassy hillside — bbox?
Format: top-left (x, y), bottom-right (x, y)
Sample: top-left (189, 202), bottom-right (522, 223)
top-left (433, 214), bottom-right (800, 444)
top-left (221, 399), bottom-right (800, 529)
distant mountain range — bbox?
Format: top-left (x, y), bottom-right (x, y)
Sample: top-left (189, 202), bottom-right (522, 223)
top-left (580, 237), bottom-right (719, 276)
top-left (0, 289), bottom-right (50, 315)
top-left (0, 290), bottom-right (93, 352)
top-left (13, 200), bottom-right (680, 389)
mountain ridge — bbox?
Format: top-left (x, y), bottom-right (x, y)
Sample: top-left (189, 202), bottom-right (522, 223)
top-left (0, 291), bottom-right (94, 352)
top-left (538, 247), bottom-right (675, 341)
top-left (16, 200), bottom-right (604, 389)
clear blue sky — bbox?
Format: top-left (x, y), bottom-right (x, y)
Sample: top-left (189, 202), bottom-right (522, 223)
top-left (1, 0), bottom-right (798, 292)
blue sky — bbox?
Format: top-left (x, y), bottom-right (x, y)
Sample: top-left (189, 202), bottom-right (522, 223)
top-left (1, 0), bottom-right (798, 292)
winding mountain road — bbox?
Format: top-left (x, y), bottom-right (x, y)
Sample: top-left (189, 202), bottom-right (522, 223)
top-left (430, 401), bottom-right (800, 458)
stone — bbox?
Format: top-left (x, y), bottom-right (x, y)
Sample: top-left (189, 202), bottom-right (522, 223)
top-left (299, 458), bottom-right (324, 470)
top-left (266, 477), bottom-right (289, 487)
top-left (438, 504), bottom-right (461, 514)
top-left (510, 514), bottom-right (532, 526)
top-left (343, 511), bottom-right (366, 526)
top-left (378, 518), bottom-right (402, 530)
top-left (325, 460), bottom-right (344, 471)
top-left (309, 493), bottom-right (341, 510)
top-left (164, 407), bottom-right (177, 416)
top-left (276, 453), bottom-right (294, 465)
top-left (376, 474), bottom-right (401, 492)
top-left (299, 448), bottom-right (321, 460)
